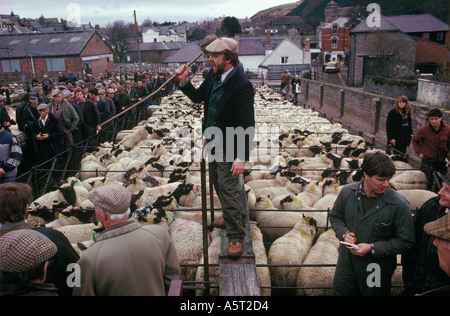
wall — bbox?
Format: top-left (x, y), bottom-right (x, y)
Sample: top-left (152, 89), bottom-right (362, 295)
top-left (415, 38), bottom-right (448, 65)
top-left (349, 31), bottom-right (416, 86)
top-left (299, 78), bottom-right (449, 159)
top-left (417, 79), bottom-right (450, 109)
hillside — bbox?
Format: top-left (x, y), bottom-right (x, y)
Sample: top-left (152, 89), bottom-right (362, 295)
top-left (250, 1), bottom-right (304, 22)
top-left (287, 0), bottom-right (449, 27)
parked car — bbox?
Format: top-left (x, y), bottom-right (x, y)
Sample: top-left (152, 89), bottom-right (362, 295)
top-left (325, 61), bottom-right (341, 73)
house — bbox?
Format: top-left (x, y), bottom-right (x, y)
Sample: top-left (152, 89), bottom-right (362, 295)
top-left (258, 38), bottom-right (311, 80)
top-left (163, 43), bottom-right (208, 68)
top-left (0, 30), bottom-right (114, 82)
top-left (126, 41), bottom-right (187, 64)
top-left (348, 14), bottom-right (449, 86)
top-left (142, 25), bottom-right (187, 43)
top-left (318, 17), bottom-right (361, 64)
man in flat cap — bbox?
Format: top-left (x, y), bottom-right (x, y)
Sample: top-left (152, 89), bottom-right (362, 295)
top-left (48, 88), bottom-right (79, 149)
top-left (73, 184), bottom-right (180, 296)
top-left (176, 37), bottom-right (255, 257)
top-left (417, 213), bottom-right (450, 295)
top-left (403, 167), bottom-right (450, 295)
top-left (0, 229), bottom-right (59, 296)
top-left (31, 103), bottom-right (65, 164)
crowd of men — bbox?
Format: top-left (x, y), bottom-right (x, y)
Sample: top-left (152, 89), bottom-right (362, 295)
top-left (0, 70), bottom-right (175, 173)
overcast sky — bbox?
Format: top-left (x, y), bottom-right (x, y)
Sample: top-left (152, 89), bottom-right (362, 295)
top-left (1, 0), bottom-right (290, 26)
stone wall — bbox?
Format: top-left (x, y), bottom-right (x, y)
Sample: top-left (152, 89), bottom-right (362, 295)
top-left (417, 79), bottom-right (450, 110)
top-left (299, 78), bottom-right (450, 159)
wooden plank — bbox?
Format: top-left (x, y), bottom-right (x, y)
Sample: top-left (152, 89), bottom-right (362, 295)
top-left (220, 263), bottom-right (260, 296)
top-left (167, 280), bottom-right (183, 296)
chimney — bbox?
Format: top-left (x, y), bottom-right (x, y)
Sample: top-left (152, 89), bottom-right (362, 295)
top-left (265, 30), bottom-right (271, 48)
top-left (305, 38), bottom-right (310, 52)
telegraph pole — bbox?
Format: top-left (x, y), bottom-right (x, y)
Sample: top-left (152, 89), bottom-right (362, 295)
top-left (134, 10), bottom-right (142, 71)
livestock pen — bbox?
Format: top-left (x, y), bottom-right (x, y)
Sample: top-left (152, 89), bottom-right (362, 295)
top-left (14, 74), bottom-right (441, 296)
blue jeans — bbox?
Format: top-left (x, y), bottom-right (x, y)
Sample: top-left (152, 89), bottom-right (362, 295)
top-left (0, 176), bottom-right (16, 183)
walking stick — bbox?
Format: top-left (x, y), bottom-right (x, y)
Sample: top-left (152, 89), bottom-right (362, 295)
top-left (100, 52), bottom-right (203, 127)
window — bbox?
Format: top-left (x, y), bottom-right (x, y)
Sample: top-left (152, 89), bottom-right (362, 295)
top-left (332, 25), bottom-right (338, 34)
top-left (46, 58), bottom-right (66, 72)
top-left (331, 37), bottom-right (338, 49)
top-left (281, 56), bottom-right (289, 64)
top-left (436, 31), bottom-right (444, 41)
top-left (1, 60), bottom-right (21, 73)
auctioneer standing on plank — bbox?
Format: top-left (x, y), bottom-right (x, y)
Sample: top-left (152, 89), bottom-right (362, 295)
top-left (175, 37), bottom-right (255, 257)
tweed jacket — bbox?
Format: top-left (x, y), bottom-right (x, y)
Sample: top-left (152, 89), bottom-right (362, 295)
top-left (48, 100), bottom-right (79, 131)
top-left (73, 221), bottom-right (180, 296)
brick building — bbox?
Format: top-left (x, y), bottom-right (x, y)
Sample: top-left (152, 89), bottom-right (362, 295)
top-left (318, 17), bottom-right (361, 64)
top-left (0, 30), bottom-right (114, 83)
top-left (348, 14), bottom-right (449, 87)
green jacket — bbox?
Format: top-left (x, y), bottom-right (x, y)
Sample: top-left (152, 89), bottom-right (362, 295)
top-left (49, 100), bottom-right (79, 131)
top-left (329, 180), bottom-right (415, 295)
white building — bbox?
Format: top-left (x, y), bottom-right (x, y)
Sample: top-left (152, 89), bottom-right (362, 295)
top-left (142, 25), bottom-right (186, 43)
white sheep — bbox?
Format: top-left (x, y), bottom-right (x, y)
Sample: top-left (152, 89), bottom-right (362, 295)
top-left (389, 170), bottom-right (428, 190)
top-left (169, 217), bottom-right (206, 282)
top-left (250, 221), bottom-right (271, 296)
top-left (79, 160), bottom-right (107, 181)
top-left (268, 216), bottom-right (317, 295)
top-left (396, 189), bottom-right (438, 210)
top-left (56, 222), bottom-right (98, 244)
top-left (195, 228), bottom-right (222, 296)
top-left (295, 229), bottom-right (340, 296)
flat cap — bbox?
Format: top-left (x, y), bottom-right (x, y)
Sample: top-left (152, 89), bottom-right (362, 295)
top-left (206, 37), bottom-right (238, 54)
top-left (437, 168), bottom-right (450, 185)
top-left (62, 89), bottom-right (72, 98)
top-left (51, 89), bottom-right (62, 97)
top-left (0, 95), bottom-right (5, 101)
top-left (88, 184), bottom-right (132, 214)
top-left (37, 103), bottom-right (49, 110)
top-left (107, 88), bottom-right (115, 94)
top-left (424, 213), bottom-right (450, 242)
top-left (0, 229), bottom-right (57, 272)
top-left (29, 92), bottom-right (38, 99)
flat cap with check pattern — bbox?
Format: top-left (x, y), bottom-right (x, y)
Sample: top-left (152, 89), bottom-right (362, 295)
top-left (424, 213), bottom-right (450, 242)
top-left (0, 229), bottom-right (57, 272)
top-left (87, 184), bottom-right (132, 214)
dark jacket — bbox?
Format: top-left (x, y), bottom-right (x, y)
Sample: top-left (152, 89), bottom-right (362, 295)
top-left (329, 180), bottom-right (415, 295)
top-left (402, 196), bottom-right (450, 295)
top-left (386, 108), bottom-right (413, 144)
top-left (0, 282), bottom-right (59, 296)
top-left (181, 67), bottom-right (255, 161)
top-left (31, 113), bottom-right (65, 163)
top-left (77, 100), bottom-right (100, 138)
top-left (0, 221), bottom-right (80, 296)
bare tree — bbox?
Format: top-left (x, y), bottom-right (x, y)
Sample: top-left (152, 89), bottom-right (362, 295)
top-left (105, 20), bottom-right (130, 63)
top-left (142, 18), bottom-right (153, 28)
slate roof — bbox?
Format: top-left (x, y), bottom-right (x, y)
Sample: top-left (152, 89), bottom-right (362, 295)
top-left (351, 13), bottom-right (449, 34)
top-left (385, 13), bottom-right (448, 33)
top-left (0, 30), bottom-right (99, 58)
top-left (164, 43), bottom-right (207, 63)
top-left (350, 15), bottom-right (399, 33)
top-left (126, 41), bottom-right (187, 52)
